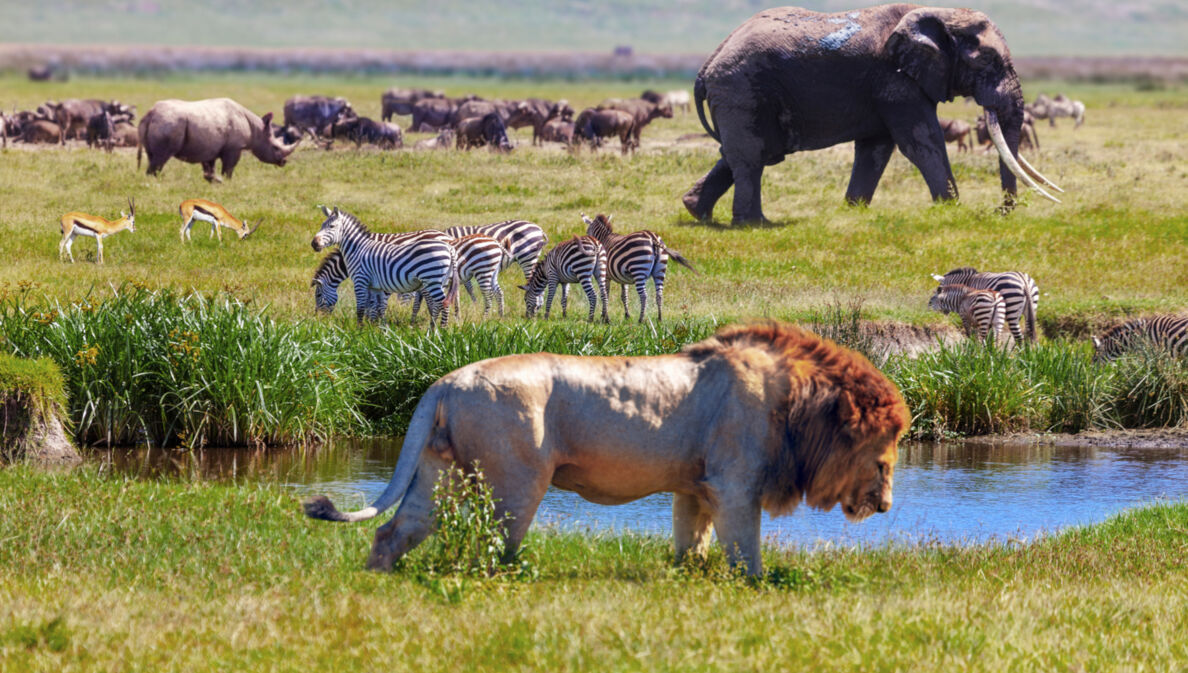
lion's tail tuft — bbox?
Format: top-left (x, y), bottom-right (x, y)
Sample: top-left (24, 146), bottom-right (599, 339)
top-left (303, 495), bottom-right (353, 522)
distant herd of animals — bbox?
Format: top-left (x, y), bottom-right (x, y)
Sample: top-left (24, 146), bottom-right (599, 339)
top-left (936, 93), bottom-right (1086, 154)
top-left (0, 87), bottom-right (692, 170)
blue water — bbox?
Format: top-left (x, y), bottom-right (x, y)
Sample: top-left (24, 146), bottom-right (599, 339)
top-left (95, 440), bottom-right (1188, 547)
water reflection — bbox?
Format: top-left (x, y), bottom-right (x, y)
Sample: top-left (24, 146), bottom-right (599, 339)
top-left (90, 439), bottom-right (1188, 547)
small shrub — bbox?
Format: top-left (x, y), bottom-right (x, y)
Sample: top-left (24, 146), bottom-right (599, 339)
top-left (411, 462), bottom-right (522, 578)
top-left (1107, 349), bottom-right (1188, 428)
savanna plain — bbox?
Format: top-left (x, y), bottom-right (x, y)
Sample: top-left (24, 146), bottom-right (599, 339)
top-left (2, 72), bottom-right (1188, 671)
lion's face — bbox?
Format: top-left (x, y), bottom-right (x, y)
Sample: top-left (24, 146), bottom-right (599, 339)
top-left (805, 432), bottom-right (899, 523)
top-left (838, 438), bottom-right (898, 523)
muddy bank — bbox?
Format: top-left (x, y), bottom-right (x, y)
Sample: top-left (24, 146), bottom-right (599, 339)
top-left (965, 427), bottom-right (1188, 449)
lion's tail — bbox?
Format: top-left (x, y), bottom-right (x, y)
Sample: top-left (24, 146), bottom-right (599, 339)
top-left (303, 385), bottom-right (446, 523)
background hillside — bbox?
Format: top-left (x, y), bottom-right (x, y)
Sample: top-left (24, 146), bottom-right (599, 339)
top-left (3, 0), bottom-right (1186, 56)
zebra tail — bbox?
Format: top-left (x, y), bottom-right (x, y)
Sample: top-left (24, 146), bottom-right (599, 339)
top-left (444, 256), bottom-right (462, 308)
top-left (303, 385), bottom-right (446, 523)
top-left (665, 246), bottom-right (698, 274)
top-left (1025, 291), bottom-right (1038, 343)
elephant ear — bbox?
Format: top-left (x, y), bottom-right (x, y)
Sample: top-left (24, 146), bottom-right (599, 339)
top-left (885, 9), bottom-right (956, 104)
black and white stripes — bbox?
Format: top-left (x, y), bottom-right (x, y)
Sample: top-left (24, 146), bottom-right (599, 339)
top-left (520, 235), bottom-right (609, 322)
top-left (311, 207), bottom-right (458, 328)
top-left (933, 267), bottom-right (1039, 343)
top-left (582, 213), bottom-right (696, 323)
top-left (1093, 315), bottom-right (1188, 362)
top-left (928, 284), bottom-right (1006, 342)
top-left (446, 219), bottom-right (547, 281)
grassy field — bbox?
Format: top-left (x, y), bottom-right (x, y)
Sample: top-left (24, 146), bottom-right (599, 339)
top-left (1, 467), bottom-right (1186, 671)
top-left (1, 73), bottom-right (1186, 329)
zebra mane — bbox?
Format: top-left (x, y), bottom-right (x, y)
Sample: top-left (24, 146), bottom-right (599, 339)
top-left (311, 250), bottom-right (343, 285)
top-left (331, 210), bottom-right (370, 237)
top-left (945, 266), bottom-right (979, 276)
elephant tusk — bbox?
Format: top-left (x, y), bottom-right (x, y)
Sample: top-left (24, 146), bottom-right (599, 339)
top-left (987, 110), bottom-right (1060, 204)
top-left (1016, 153), bottom-right (1064, 194)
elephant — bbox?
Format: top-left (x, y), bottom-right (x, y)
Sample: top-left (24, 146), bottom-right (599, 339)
top-left (682, 4), bottom-right (1062, 223)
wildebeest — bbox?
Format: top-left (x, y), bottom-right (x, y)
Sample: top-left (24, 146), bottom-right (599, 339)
top-left (47, 99), bottom-right (133, 144)
top-left (381, 88), bottom-right (443, 121)
top-left (86, 111), bottom-right (116, 152)
top-left (138, 98), bottom-right (300, 182)
top-left (283, 95), bottom-right (354, 138)
top-left (329, 116), bottom-right (403, 149)
top-left (574, 108), bottom-right (636, 155)
top-left (599, 98), bottom-right (672, 148)
top-left (451, 99), bottom-right (511, 127)
top-left (505, 98), bottom-right (559, 146)
top-left (20, 119), bottom-right (62, 144)
top-left (456, 113), bottom-right (512, 152)
top-left (410, 97), bottom-right (459, 132)
top-left (938, 117), bottom-right (972, 153)
top-left (976, 112), bottom-right (1039, 152)
top-left (540, 118), bottom-right (574, 145)
top-left (111, 120), bottom-right (138, 148)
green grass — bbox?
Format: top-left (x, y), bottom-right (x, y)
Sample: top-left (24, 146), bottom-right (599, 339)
top-left (1, 467), bottom-right (1186, 671)
top-left (2, 287), bottom-right (1184, 444)
top-left (1, 73), bottom-right (1186, 327)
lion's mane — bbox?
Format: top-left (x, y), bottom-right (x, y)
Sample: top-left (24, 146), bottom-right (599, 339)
top-left (684, 321), bottom-right (910, 516)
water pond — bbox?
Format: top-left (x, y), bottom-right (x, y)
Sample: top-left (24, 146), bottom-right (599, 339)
top-left (91, 439), bottom-right (1188, 547)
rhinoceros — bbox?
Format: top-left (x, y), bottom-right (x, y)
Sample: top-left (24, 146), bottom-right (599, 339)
top-left (137, 98), bottom-right (299, 182)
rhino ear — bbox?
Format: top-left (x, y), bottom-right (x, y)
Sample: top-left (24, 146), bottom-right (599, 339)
top-left (261, 112), bottom-right (274, 127)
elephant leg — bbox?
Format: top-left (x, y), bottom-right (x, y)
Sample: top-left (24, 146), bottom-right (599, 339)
top-left (673, 493), bottom-right (714, 564)
top-left (890, 119), bottom-right (958, 201)
top-left (845, 137), bottom-right (896, 206)
top-left (366, 457), bottom-right (447, 571)
top-left (682, 158), bottom-right (734, 221)
top-left (718, 130), bottom-right (768, 223)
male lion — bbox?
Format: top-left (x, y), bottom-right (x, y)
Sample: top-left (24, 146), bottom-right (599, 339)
top-left (304, 322), bottom-right (910, 575)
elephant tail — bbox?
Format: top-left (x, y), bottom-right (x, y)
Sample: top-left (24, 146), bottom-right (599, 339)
top-left (694, 76), bottom-right (719, 143)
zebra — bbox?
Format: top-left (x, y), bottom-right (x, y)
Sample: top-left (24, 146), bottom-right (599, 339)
top-left (581, 212), bottom-right (696, 323)
top-left (1092, 315), bottom-right (1188, 362)
top-left (445, 219), bottom-right (547, 282)
top-left (519, 235), bottom-right (609, 323)
top-left (311, 228), bottom-right (451, 321)
top-left (408, 234), bottom-right (512, 320)
top-left (928, 284), bottom-right (1006, 343)
top-left (310, 207), bottom-right (459, 328)
top-left (932, 267), bottom-right (1039, 343)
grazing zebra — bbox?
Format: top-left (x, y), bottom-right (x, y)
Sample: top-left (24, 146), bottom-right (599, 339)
top-left (409, 234), bottom-right (512, 320)
top-left (311, 228), bottom-right (450, 321)
top-left (310, 207), bottom-right (459, 328)
top-left (928, 284), bottom-right (1006, 343)
top-left (932, 267), bottom-right (1039, 343)
top-left (582, 212), bottom-right (696, 323)
top-left (445, 219), bottom-right (547, 282)
top-left (1092, 315), bottom-right (1188, 362)
top-left (520, 235), bottom-right (609, 323)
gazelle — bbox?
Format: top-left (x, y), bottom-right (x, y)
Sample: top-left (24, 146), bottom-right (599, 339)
top-left (58, 198), bottom-right (136, 264)
top-left (178, 198), bottom-right (259, 243)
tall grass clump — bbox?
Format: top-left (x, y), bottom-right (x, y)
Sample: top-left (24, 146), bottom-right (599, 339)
top-left (345, 318), bottom-right (717, 431)
top-left (407, 463), bottom-right (527, 578)
top-left (1106, 348), bottom-right (1188, 428)
top-left (0, 285), bottom-right (360, 447)
top-left (890, 340), bottom-right (1043, 438)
